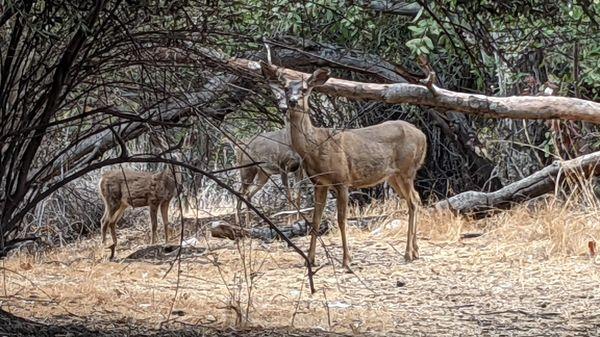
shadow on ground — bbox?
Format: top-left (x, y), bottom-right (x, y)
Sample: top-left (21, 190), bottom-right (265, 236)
top-left (0, 309), bottom-right (356, 337)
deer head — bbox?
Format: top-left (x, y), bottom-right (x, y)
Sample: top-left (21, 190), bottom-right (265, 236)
top-left (260, 62), bottom-right (330, 113)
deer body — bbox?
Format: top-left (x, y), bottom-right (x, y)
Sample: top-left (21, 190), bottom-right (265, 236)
top-left (262, 63), bottom-right (427, 267)
top-left (99, 168), bottom-right (179, 259)
top-left (236, 127), bottom-right (303, 222)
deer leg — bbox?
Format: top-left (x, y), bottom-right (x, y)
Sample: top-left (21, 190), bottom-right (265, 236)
top-left (150, 204), bottom-right (159, 244)
top-left (160, 201), bottom-right (170, 244)
top-left (308, 185), bottom-right (328, 266)
top-left (243, 170), bottom-right (269, 227)
top-left (281, 172), bottom-right (292, 203)
top-left (100, 209), bottom-right (109, 246)
top-left (108, 206), bottom-right (125, 261)
top-left (408, 182), bottom-right (421, 257)
top-left (335, 185), bottom-right (351, 269)
top-left (236, 167), bottom-right (257, 226)
top-left (101, 200), bottom-right (119, 245)
top-left (108, 222), bottom-right (117, 260)
top-left (391, 176), bottom-right (420, 261)
top-left (293, 170), bottom-right (304, 212)
top-left (106, 205), bottom-right (126, 260)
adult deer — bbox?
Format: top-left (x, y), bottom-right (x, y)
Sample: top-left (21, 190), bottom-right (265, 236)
top-left (236, 127), bottom-right (304, 224)
top-left (261, 63), bottom-right (427, 267)
top-left (99, 154), bottom-right (182, 260)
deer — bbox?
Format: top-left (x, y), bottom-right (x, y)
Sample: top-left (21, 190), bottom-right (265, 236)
top-left (99, 151), bottom-right (182, 260)
top-left (261, 62), bottom-right (427, 268)
top-left (236, 127), bottom-right (304, 224)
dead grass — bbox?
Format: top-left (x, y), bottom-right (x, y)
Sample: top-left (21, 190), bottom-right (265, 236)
top-left (2, 195), bottom-right (600, 336)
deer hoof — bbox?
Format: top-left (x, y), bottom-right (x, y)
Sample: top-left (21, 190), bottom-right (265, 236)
top-left (107, 244), bottom-right (116, 261)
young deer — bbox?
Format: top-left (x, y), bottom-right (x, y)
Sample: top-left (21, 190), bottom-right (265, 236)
top-left (261, 63), bottom-right (427, 267)
top-left (99, 165), bottom-right (181, 260)
top-left (236, 127), bottom-right (304, 223)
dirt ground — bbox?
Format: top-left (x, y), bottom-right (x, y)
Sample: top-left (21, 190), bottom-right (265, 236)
top-left (1, 205), bottom-right (600, 336)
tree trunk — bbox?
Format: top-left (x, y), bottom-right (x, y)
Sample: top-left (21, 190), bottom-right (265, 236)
top-left (433, 151), bottom-right (600, 215)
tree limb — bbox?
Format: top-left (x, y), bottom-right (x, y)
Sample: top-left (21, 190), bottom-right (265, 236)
top-left (433, 151), bottom-right (600, 215)
top-left (229, 59), bottom-right (600, 123)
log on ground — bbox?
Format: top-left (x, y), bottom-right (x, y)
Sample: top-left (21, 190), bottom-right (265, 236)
top-left (434, 151), bottom-right (600, 215)
top-left (209, 214), bottom-right (389, 241)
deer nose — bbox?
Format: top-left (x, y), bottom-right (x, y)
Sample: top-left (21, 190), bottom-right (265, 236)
top-left (289, 99), bottom-right (298, 107)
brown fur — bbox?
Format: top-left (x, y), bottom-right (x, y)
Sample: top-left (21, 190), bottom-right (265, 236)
top-left (235, 128), bottom-right (303, 224)
top-left (99, 169), bottom-right (179, 259)
top-left (262, 63), bottom-right (427, 267)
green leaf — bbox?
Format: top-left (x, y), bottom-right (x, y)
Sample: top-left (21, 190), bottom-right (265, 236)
top-left (408, 26), bottom-right (424, 34)
top-left (423, 36), bottom-right (434, 49)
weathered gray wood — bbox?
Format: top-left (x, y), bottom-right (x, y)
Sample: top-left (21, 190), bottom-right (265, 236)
top-left (209, 214), bottom-right (389, 241)
top-left (434, 151), bottom-right (600, 214)
top-left (209, 220), bottom-right (331, 241)
top-left (228, 59), bottom-right (600, 124)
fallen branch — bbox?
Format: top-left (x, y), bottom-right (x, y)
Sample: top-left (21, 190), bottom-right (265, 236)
top-left (209, 220), bottom-right (331, 241)
top-left (434, 151), bottom-right (600, 214)
top-left (227, 59), bottom-right (600, 123)
top-left (209, 214), bottom-right (390, 241)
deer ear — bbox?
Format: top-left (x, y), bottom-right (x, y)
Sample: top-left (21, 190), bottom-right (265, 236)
top-left (307, 68), bottom-right (330, 87)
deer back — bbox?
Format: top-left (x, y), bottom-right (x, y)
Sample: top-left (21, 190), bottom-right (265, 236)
top-left (99, 169), bottom-right (177, 208)
top-left (239, 128), bottom-right (301, 174)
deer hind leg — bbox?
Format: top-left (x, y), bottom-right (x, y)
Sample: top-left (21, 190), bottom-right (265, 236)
top-left (389, 175), bottom-right (420, 262)
top-left (160, 200), bottom-right (170, 244)
top-left (150, 204), bottom-right (159, 244)
top-left (108, 205), bottom-right (126, 260)
top-left (100, 207), bottom-right (110, 246)
top-left (308, 185), bottom-right (329, 267)
top-left (100, 198), bottom-right (119, 245)
top-left (334, 185), bottom-right (351, 269)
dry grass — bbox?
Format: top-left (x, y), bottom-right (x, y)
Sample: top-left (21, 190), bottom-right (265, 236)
top-left (2, 195), bottom-right (600, 336)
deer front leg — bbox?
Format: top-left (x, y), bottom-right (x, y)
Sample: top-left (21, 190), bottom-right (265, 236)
top-left (160, 201), bottom-right (170, 244)
top-left (243, 171), bottom-right (269, 227)
top-left (236, 167), bottom-right (257, 226)
top-left (308, 185), bottom-right (328, 266)
top-left (293, 170), bottom-right (304, 211)
top-left (281, 172), bottom-right (292, 204)
top-left (150, 204), bottom-right (159, 244)
top-left (335, 185), bottom-right (351, 269)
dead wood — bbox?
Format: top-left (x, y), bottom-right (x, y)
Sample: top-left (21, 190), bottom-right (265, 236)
top-left (434, 151), bottom-right (600, 215)
top-left (209, 220), bottom-right (332, 241)
top-left (208, 214), bottom-right (387, 242)
top-left (228, 59), bottom-right (600, 124)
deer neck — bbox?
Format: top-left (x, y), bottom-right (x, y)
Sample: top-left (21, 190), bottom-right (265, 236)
top-left (287, 103), bottom-right (317, 156)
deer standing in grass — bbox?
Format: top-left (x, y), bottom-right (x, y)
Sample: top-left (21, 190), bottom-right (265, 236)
top-left (261, 63), bottom-right (427, 267)
top-left (236, 127), bottom-right (304, 223)
top-left (99, 157), bottom-right (182, 260)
